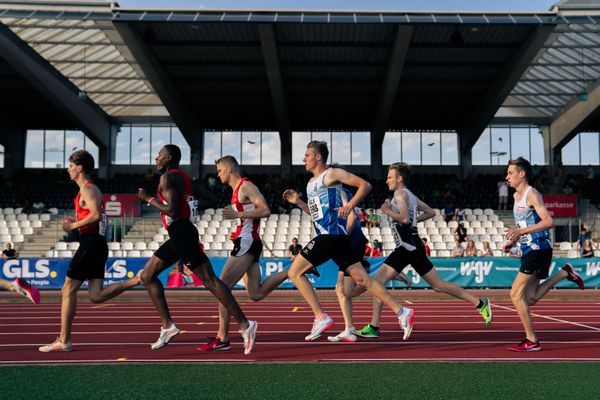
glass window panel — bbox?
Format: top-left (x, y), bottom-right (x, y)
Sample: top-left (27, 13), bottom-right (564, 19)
top-left (401, 131), bottom-right (421, 164)
top-left (114, 125), bottom-right (131, 165)
top-left (510, 126), bottom-right (530, 160)
top-left (561, 134), bottom-right (580, 165)
top-left (421, 131), bottom-right (440, 165)
top-left (203, 131), bottom-right (222, 165)
top-left (25, 130), bottom-right (44, 168)
top-left (441, 132), bottom-right (459, 165)
top-left (530, 127), bottom-right (546, 165)
top-left (491, 127), bottom-right (510, 166)
top-left (222, 131), bottom-right (242, 163)
top-left (151, 126), bottom-right (171, 161)
top-left (44, 130), bottom-right (64, 168)
top-left (130, 126), bottom-right (151, 164)
top-left (64, 131), bottom-right (84, 167)
top-left (242, 131), bottom-right (261, 165)
top-left (171, 127), bottom-right (191, 165)
top-left (261, 132), bottom-right (281, 165)
top-left (292, 132), bottom-right (311, 165)
top-left (85, 139), bottom-right (99, 169)
top-left (351, 131), bottom-right (371, 165)
top-left (310, 132), bottom-right (332, 163)
top-left (0, 145), bottom-right (4, 168)
top-left (579, 132), bottom-right (599, 165)
top-left (472, 128), bottom-right (491, 165)
top-left (331, 132), bottom-right (351, 165)
top-left (382, 131), bottom-right (401, 164)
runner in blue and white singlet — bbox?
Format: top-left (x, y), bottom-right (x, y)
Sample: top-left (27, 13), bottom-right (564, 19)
top-left (513, 185), bottom-right (552, 255)
top-left (305, 170), bottom-right (347, 236)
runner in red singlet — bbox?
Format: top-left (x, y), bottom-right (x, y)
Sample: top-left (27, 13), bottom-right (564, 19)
top-left (137, 146), bottom-right (257, 354)
top-left (39, 150), bottom-right (140, 352)
top-left (197, 156), bottom-right (288, 352)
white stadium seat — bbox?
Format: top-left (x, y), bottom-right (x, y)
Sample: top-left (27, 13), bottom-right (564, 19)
top-left (55, 242), bottom-right (68, 250)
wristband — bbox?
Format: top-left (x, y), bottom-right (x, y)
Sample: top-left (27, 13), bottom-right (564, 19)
top-left (147, 197), bottom-right (155, 206)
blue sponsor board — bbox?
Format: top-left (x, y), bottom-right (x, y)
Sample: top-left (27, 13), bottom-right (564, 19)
top-left (1, 257), bottom-right (599, 289)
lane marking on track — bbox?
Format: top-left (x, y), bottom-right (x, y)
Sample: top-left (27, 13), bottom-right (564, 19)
top-left (292, 307), bottom-right (299, 312)
top-left (116, 358), bottom-right (127, 361)
top-left (495, 304), bottom-right (600, 331)
top-left (91, 304), bottom-right (115, 309)
top-left (0, 359), bottom-right (255, 365)
top-left (405, 301), bottom-right (413, 305)
top-left (196, 322), bottom-right (204, 326)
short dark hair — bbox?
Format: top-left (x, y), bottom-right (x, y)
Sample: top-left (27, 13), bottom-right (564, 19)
top-left (307, 141), bottom-right (329, 164)
top-left (68, 150), bottom-right (94, 174)
top-left (163, 144), bottom-right (181, 166)
top-left (508, 157), bottom-right (532, 182)
top-left (389, 162), bottom-right (411, 185)
top-left (215, 155), bottom-right (240, 171)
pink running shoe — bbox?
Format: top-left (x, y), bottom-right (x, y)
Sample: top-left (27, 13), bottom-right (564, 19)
top-left (13, 278), bottom-right (41, 304)
top-left (507, 339), bottom-right (541, 352)
top-left (196, 337), bottom-right (231, 352)
top-left (562, 263), bottom-right (584, 290)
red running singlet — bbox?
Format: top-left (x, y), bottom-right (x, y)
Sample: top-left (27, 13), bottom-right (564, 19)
top-left (75, 180), bottom-right (106, 236)
top-left (158, 169), bottom-right (198, 229)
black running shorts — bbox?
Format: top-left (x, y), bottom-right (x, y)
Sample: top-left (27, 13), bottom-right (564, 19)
top-left (300, 235), bottom-right (348, 268)
top-left (154, 220), bottom-right (208, 267)
top-left (67, 234), bottom-right (108, 281)
top-left (384, 244), bottom-right (433, 277)
top-left (519, 248), bottom-right (553, 279)
top-left (231, 237), bottom-right (262, 262)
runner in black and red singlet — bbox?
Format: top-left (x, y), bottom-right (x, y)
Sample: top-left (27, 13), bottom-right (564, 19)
top-left (137, 145), bottom-right (257, 355)
top-left (39, 150), bottom-right (140, 353)
top-left (197, 156), bottom-right (288, 352)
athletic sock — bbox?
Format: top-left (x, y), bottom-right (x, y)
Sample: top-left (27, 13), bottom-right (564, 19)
top-left (316, 313), bottom-right (328, 321)
top-left (476, 299), bottom-right (484, 309)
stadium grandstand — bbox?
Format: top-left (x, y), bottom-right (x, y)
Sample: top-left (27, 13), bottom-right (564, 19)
top-left (1, 0), bottom-right (600, 396)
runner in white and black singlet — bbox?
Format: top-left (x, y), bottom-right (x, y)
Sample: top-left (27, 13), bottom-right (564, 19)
top-left (196, 156), bottom-right (289, 352)
top-left (138, 145), bottom-right (257, 355)
top-left (354, 162), bottom-right (493, 339)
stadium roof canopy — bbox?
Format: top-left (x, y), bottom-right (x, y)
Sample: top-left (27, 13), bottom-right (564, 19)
top-left (0, 0), bottom-right (599, 153)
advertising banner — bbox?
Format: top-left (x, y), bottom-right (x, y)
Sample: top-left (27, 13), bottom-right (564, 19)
top-left (2, 257), bottom-right (599, 290)
top-left (102, 194), bottom-right (141, 217)
top-left (543, 194), bottom-right (577, 218)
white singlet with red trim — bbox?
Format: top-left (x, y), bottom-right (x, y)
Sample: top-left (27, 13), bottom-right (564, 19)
top-left (232, 177), bottom-right (261, 241)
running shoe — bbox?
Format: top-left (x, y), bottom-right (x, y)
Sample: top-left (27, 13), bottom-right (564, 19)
top-left (562, 263), bottom-right (585, 290)
top-left (507, 339), bottom-right (541, 352)
top-left (398, 307), bottom-right (415, 340)
top-left (478, 297), bottom-right (493, 327)
top-left (353, 324), bottom-right (380, 338)
top-left (305, 315), bottom-right (334, 341)
top-left (196, 337), bottom-right (231, 352)
top-left (151, 323), bottom-right (180, 350)
top-left (39, 338), bottom-right (72, 352)
top-left (327, 328), bottom-right (357, 343)
top-left (13, 278), bottom-right (41, 304)
top-left (240, 320), bottom-right (258, 355)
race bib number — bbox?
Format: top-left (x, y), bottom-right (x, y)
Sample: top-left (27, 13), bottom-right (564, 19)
top-left (98, 213), bottom-right (107, 236)
top-left (187, 196), bottom-right (199, 223)
top-left (307, 196), bottom-right (324, 221)
top-left (517, 221), bottom-right (532, 245)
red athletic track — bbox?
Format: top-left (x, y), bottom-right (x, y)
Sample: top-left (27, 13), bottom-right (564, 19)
top-left (1, 290), bottom-right (599, 364)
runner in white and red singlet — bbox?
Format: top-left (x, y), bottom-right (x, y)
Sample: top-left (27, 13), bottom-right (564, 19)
top-left (197, 156), bottom-right (289, 352)
top-left (39, 150), bottom-right (140, 353)
top-left (137, 146), bottom-right (257, 355)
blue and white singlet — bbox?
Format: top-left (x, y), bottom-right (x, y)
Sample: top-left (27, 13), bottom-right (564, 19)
top-left (513, 186), bottom-right (552, 254)
top-left (306, 171), bottom-right (347, 236)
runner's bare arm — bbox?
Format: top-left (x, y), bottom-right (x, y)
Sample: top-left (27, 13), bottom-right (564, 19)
top-left (62, 185), bottom-right (102, 231)
top-left (381, 191), bottom-right (409, 224)
top-left (282, 189), bottom-right (310, 214)
top-left (415, 197), bottom-right (435, 222)
top-left (223, 182), bottom-right (270, 220)
top-left (138, 173), bottom-right (182, 219)
top-left (324, 168), bottom-right (372, 218)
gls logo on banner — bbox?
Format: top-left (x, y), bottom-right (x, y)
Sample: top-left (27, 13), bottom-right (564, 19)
top-left (2, 259), bottom-right (54, 279)
top-left (586, 262), bottom-right (600, 277)
top-left (460, 261), bottom-right (493, 284)
top-left (105, 260), bottom-right (134, 279)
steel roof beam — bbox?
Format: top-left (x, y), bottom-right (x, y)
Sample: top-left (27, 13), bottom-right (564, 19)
top-left (459, 24), bottom-right (556, 154)
top-left (0, 23), bottom-right (110, 149)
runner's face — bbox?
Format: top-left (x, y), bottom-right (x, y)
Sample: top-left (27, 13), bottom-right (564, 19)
top-left (386, 170), bottom-right (399, 191)
top-left (303, 147), bottom-right (319, 172)
top-left (216, 162), bottom-right (230, 185)
top-left (67, 162), bottom-right (80, 181)
top-left (156, 148), bottom-right (170, 172)
top-left (506, 165), bottom-right (523, 189)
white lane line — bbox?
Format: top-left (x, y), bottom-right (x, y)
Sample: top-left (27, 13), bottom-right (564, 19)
top-left (495, 304), bottom-right (600, 331)
top-left (0, 359), bottom-right (254, 365)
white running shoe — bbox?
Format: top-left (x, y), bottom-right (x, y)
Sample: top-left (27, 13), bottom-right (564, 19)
top-left (327, 327), bottom-right (357, 343)
top-left (304, 315), bottom-right (334, 341)
top-left (398, 307), bottom-right (415, 341)
top-left (240, 320), bottom-right (258, 355)
top-left (151, 323), bottom-right (180, 350)
top-left (39, 338), bottom-right (72, 352)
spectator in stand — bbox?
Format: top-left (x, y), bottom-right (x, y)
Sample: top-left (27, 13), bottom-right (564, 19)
top-left (367, 209), bottom-right (379, 229)
top-left (452, 237), bottom-right (465, 258)
top-left (443, 202), bottom-right (456, 223)
top-left (581, 239), bottom-right (595, 258)
top-left (576, 224), bottom-right (591, 249)
top-left (288, 237), bottom-right (303, 261)
top-left (507, 244), bottom-right (521, 258)
top-left (359, 208), bottom-right (368, 227)
top-left (465, 239), bottom-right (478, 257)
top-left (455, 205), bottom-right (465, 223)
top-left (498, 178), bottom-right (509, 210)
top-left (454, 222), bottom-right (467, 243)
top-left (479, 241), bottom-right (494, 257)
top-left (365, 241), bottom-right (382, 257)
top-left (422, 238), bottom-right (431, 257)
top-left (32, 201), bottom-right (46, 214)
top-left (2, 243), bottom-right (18, 259)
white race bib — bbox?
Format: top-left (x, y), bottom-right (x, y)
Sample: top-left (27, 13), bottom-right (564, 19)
top-left (307, 196), bottom-right (324, 221)
top-left (517, 221), bottom-right (532, 245)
